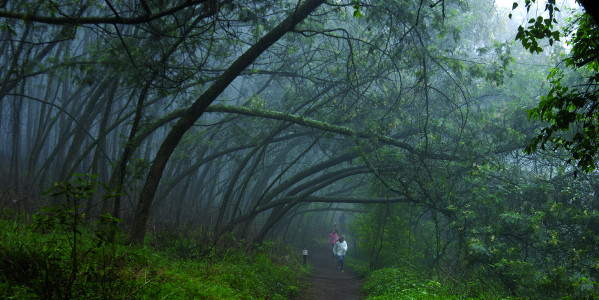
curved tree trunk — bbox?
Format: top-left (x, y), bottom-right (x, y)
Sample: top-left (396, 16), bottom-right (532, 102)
top-left (129, 0), bottom-right (326, 243)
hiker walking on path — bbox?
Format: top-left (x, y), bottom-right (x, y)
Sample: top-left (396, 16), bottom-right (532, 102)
top-left (333, 236), bottom-right (348, 272)
top-left (328, 229), bottom-right (339, 255)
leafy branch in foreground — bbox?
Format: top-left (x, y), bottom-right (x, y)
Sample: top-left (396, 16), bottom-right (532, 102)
top-left (512, 1), bottom-right (599, 171)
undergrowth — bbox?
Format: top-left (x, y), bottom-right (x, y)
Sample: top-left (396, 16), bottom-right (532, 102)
top-left (0, 175), bottom-right (307, 299)
top-left (0, 211), bottom-right (306, 299)
top-left (360, 265), bottom-right (517, 300)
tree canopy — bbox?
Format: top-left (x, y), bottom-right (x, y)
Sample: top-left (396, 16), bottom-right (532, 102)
top-left (0, 0), bottom-right (598, 298)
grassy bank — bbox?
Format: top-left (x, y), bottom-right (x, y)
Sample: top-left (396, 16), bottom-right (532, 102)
top-left (361, 267), bottom-right (517, 300)
top-left (0, 211), bottom-right (306, 299)
top-left (347, 258), bottom-right (515, 300)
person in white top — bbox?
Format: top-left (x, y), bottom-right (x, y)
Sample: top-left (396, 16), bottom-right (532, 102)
top-left (333, 236), bottom-right (348, 272)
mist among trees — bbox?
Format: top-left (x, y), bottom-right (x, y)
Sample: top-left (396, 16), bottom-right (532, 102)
top-left (0, 0), bottom-right (597, 299)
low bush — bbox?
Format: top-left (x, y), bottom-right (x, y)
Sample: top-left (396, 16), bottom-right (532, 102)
top-left (0, 215), bottom-right (306, 299)
top-left (362, 267), bottom-right (516, 300)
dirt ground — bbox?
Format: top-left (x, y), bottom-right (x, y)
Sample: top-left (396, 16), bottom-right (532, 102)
top-left (296, 247), bottom-right (364, 300)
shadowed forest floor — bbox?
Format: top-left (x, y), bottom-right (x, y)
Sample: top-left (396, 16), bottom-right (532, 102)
top-left (297, 247), bottom-right (364, 300)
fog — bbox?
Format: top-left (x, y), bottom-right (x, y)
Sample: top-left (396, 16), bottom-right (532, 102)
top-left (0, 1), bottom-right (597, 298)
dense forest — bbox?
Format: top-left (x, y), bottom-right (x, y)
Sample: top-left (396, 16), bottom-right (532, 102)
top-left (0, 0), bottom-right (597, 299)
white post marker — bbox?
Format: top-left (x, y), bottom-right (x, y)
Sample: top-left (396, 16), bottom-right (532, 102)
top-left (302, 249), bottom-right (309, 265)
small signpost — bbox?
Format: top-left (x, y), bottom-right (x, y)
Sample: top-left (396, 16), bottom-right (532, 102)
top-left (302, 249), bottom-right (309, 265)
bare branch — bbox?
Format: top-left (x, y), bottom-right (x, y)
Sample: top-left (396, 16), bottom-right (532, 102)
top-left (0, 0), bottom-right (208, 25)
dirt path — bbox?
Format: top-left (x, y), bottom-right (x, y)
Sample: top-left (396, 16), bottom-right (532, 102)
top-left (297, 247), bottom-right (364, 300)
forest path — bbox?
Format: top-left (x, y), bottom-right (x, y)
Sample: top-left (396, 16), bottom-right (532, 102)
top-left (297, 247), bottom-right (364, 300)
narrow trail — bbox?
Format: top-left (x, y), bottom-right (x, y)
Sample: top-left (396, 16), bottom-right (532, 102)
top-left (297, 247), bottom-right (364, 300)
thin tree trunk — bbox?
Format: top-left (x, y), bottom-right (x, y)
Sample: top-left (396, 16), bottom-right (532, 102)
top-left (9, 86), bottom-right (24, 191)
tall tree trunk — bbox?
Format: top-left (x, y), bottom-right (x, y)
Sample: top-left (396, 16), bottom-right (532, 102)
top-left (107, 83), bottom-right (151, 219)
top-left (9, 87), bottom-right (24, 191)
top-left (59, 78), bottom-right (114, 181)
top-left (86, 81), bottom-right (117, 217)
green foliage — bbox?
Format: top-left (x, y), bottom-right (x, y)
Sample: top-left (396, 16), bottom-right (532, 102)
top-left (352, 134), bottom-right (599, 299)
top-left (363, 267), bottom-right (510, 300)
top-left (0, 177), bottom-right (306, 300)
top-left (351, 203), bottom-right (424, 270)
top-left (516, 5), bottom-right (599, 171)
top-left (0, 216), bottom-right (305, 299)
top-left (512, 0), bottom-right (561, 52)
top-left (352, 0), bottom-right (363, 18)
top-left (454, 168), bottom-right (599, 299)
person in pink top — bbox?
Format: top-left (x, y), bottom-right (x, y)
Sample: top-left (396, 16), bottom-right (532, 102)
top-left (328, 229), bottom-right (339, 255)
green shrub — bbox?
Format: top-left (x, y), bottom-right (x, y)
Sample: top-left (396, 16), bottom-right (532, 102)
top-left (0, 215), bottom-right (306, 299)
top-left (0, 175), bottom-right (306, 299)
top-left (362, 267), bottom-right (515, 300)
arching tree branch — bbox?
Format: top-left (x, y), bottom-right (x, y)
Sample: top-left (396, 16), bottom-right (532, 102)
top-left (0, 0), bottom-right (209, 25)
top-left (292, 195), bottom-right (409, 204)
top-left (205, 104), bottom-right (459, 161)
